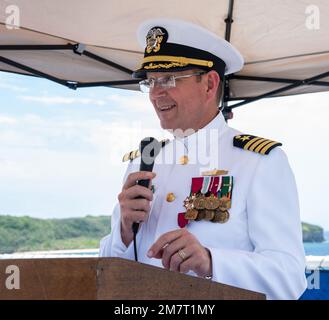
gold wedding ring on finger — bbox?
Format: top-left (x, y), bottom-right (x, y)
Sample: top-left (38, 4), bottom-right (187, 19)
top-left (162, 243), bottom-right (169, 250)
top-left (178, 249), bottom-right (187, 261)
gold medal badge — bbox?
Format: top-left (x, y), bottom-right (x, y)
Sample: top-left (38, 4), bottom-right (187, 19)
top-left (183, 195), bottom-right (195, 211)
top-left (213, 210), bottom-right (230, 223)
top-left (205, 194), bottom-right (220, 210)
top-left (193, 194), bottom-right (206, 210)
top-left (195, 209), bottom-right (206, 221)
top-left (184, 209), bottom-right (199, 220)
top-left (203, 209), bottom-right (215, 221)
top-left (180, 176), bottom-right (233, 227)
top-left (218, 196), bottom-right (231, 211)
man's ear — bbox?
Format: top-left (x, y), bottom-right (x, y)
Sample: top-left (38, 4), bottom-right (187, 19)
top-left (206, 71), bottom-right (220, 100)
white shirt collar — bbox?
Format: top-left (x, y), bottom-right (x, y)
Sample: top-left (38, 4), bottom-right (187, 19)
top-left (174, 111), bottom-right (228, 144)
top-left (170, 112), bottom-right (228, 166)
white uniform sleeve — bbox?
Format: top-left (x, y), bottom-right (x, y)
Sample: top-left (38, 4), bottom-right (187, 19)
top-left (99, 202), bottom-right (142, 259)
top-left (208, 148), bottom-right (307, 299)
top-left (99, 162), bottom-right (141, 259)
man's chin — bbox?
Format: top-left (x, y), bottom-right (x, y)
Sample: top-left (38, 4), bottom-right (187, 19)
top-left (159, 119), bottom-right (174, 130)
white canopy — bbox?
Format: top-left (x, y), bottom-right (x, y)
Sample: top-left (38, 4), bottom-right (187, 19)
top-left (0, 0), bottom-right (328, 108)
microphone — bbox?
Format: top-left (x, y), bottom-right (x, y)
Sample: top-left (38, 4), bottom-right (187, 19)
top-left (136, 136), bottom-right (161, 188)
top-left (132, 137), bottom-right (160, 261)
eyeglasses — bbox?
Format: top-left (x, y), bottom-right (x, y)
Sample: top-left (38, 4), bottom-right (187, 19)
top-left (139, 71), bottom-right (206, 93)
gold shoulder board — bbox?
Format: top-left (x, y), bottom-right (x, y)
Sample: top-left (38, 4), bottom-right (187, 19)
top-left (122, 139), bottom-right (170, 162)
top-left (233, 135), bottom-right (282, 155)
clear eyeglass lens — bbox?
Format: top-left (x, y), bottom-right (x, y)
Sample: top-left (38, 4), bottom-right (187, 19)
top-left (139, 80), bottom-right (151, 93)
top-left (156, 76), bottom-right (175, 89)
top-left (139, 76), bottom-right (176, 93)
top-left (139, 73), bottom-right (205, 93)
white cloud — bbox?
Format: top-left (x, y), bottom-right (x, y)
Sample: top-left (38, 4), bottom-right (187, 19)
top-left (19, 95), bottom-right (106, 106)
top-left (0, 81), bottom-right (28, 92)
top-left (85, 120), bottom-right (166, 165)
top-left (0, 115), bottom-right (17, 125)
top-left (107, 93), bottom-right (154, 113)
top-left (0, 157), bottom-right (36, 179)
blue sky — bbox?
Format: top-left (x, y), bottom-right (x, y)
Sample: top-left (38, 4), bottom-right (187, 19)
top-left (0, 71), bottom-right (329, 230)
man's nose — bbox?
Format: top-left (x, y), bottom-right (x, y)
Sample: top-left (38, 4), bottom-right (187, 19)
top-left (149, 85), bottom-right (168, 98)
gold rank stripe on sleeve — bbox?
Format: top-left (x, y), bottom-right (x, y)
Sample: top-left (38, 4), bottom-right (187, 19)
top-left (233, 135), bottom-right (282, 155)
top-left (122, 139), bottom-right (170, 162)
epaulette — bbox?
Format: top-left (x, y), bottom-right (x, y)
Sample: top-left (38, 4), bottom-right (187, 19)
top-left (122, 139), bottom-right (170, 162)
top-left (233, 134), bottom-right (282, 155)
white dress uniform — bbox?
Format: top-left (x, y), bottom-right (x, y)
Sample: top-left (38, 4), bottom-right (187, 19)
top-left (100, 111), bottom-right (307, 300)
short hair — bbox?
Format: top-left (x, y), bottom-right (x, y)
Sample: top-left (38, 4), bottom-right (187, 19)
top-left (216, 80), bottom-right (224, 106)
top-left (194, 68), bottom-right (223, 106)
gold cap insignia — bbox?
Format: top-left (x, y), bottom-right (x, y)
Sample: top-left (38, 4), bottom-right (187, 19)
top-left (146, 27), bottom-right (167, 54)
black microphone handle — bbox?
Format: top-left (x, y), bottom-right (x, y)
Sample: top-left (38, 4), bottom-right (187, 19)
top-left (137, 178), bottom-right (150, 189)
top-left (132, 137), bottom-right (160, 235)
top-left (132, 178), bottom-right (151, 233)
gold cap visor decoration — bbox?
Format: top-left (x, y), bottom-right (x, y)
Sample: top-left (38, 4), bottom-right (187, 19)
top-left (133, 19), bottom-right (244, 80)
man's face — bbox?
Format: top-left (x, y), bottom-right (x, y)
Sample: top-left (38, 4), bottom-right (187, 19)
top-left (147, 70), bottom-right (209, 133)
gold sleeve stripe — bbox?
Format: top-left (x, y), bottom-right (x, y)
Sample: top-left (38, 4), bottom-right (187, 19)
top-left (122, 153), bottom-right (130, 162)
top-left (142, 55), bottom-right (214, 68)
top-left (260, 141), bottom-right (280, 155)
top-left (243, 137), bottom-right (263, 150)
top-left (233, 134), bottom-right (282, 155)
top-left (122, 139), bottom-right (169, 162)
top-left (248, 138), bottom-right (268, 151)
top-left (132, 150), bottom-right (138, 159)
top-left (254, 140), bottom-right (273, 153)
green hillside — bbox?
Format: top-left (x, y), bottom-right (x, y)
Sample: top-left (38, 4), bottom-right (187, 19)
top-left (0, 215), bottom-right (111, 254)
top-left (0, 216), bottom-right (324, 254)
top-left (302, 222), bottom-right (324, 242)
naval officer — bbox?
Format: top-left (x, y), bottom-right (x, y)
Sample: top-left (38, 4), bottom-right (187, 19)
top-left (100, 18), bottom-right (307, 299)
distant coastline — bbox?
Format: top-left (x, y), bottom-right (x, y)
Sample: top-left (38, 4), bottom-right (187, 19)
top-left (0, 215), bottom-right (110, 254)
top-left (0, 215), bottom-right (326, 254)
top-left (302, 222), bottom-right (325, 243)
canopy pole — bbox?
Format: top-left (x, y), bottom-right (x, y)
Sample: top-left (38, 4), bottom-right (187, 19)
top-left (231, 75), bottom-right (329, 87)
top-left (76, 79), bottom-right (140, 88)
top-left (81, 50), bottom-right (133, 75)
top-left (0, 44), bottom-right (75, 51)
top-left (0, 56), bottom-right (74, 88)
top-left (0, 43), bottom-right (134, 76)
top-left (221, 0), bottom-right (235, 120)
top-left (230, 70), bottom-right (329, 108)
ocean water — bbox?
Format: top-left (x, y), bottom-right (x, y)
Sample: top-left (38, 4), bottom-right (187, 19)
top-left (1, 235), bottom-right (328, 258)
top-left (303, 231), bottom-right (329, 256)
top-left (304, 241), bottom-right (329, 256)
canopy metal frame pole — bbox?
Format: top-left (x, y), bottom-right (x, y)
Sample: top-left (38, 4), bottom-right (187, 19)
top-left (0, 40), bottom-right (328, 102)
top-left (0, 55), bottom-right (71, 87)
top-left (229, 70), bottom-right (329, 108)
top-left (231, 75), bottom-right (329, 87)
top-left (219, 0), bottom-right (329, 112)
top-left (76, 79), bottom-right (140, 88)
top-left (0, 44), bottom-right (138, 89)
top-left (221, 0), bottom-right (235, 120)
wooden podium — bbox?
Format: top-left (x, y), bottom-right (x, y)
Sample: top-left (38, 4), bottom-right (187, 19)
top-left (0, 257), bottom-right (265, 300)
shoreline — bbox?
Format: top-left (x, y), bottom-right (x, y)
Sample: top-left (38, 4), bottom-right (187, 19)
top-left (1, 248), bottom-right (328, 270)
